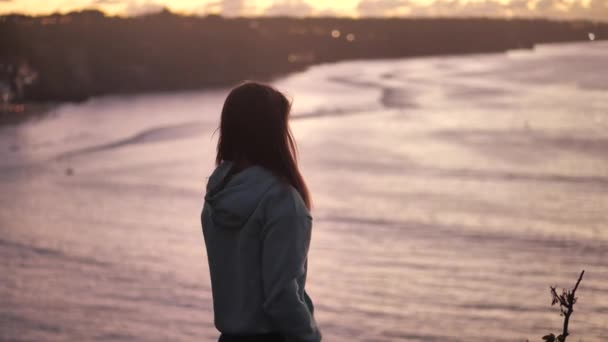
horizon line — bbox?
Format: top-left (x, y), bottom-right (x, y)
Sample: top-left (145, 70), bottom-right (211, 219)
top-left (1, 8), bottom-right (607, 24)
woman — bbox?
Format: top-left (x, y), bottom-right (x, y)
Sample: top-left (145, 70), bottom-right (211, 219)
top-left (201, 81), bottom-right (322, 342)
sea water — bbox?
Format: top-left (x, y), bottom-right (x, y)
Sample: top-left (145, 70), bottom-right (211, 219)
top-left (1, 41), bottom-right (607, 341)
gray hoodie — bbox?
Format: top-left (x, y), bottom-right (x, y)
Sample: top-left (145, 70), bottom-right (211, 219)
top-left (201, 161), bottom-right (321, 342)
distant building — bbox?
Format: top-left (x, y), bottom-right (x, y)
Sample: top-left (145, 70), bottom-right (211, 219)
top-left (14, 62), bottom-right (38, 99)
top-left (0, 61), bottom-right (38, 103)
top-left (0, 80), bottom-right (12, 104)
top-left (0, 63), bottom-right (14, 104)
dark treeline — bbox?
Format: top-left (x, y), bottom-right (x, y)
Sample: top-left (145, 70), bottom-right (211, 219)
top-left (1, 9), bottom-right (606, 103)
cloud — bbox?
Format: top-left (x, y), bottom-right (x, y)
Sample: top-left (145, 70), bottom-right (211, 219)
top-left (264, 0), bottom-right (314, 17)
top-left (199, 0), bottom-right (316, 17)
top-left (200, 0), bottom-right (255, 16)
top-left (357, 0), bottom-right (608, 20)
top-left (91, 0), bottom-right (124, 4)
top-left (315, 8), bottom-right (342, 17)
top-left (89, 0), bottom-right (167, 16)
top-left (357, 0), bottom-right (410, 16)
top-left (124, 0), bottom-right (164, 16)
top-left (589, 0), bottom-right (608, 16)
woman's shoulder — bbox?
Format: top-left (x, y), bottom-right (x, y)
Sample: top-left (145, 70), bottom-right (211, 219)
top-left (262, 179), bottom-right (310, 219)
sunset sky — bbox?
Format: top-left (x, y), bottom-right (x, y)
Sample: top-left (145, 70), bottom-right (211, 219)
top-left (0, 0), bottom-right (606, 20)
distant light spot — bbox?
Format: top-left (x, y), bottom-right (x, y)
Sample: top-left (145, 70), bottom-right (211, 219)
top-left (331, 29), bottom-right (340, 38)
top-left (588, 32), bottom-right (595, 41)
top-left (287, 54), bottom-right (297, 63)
top-left (346, 33), bottom-right (355, 42)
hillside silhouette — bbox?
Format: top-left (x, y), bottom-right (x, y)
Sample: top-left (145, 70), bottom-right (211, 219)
top-left (1, 9), bottom-right (606, 103)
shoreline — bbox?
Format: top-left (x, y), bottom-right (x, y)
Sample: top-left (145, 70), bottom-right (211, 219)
top-left (0, 39), bottom-right (603, 127)
top-left (0, 103), bottom-right (57, 126)
top-left (3, 13), bottom-right (606, 105)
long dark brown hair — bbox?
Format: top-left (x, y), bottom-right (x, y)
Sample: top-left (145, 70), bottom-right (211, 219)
top-left (215, 81), bottom-right (311, 209)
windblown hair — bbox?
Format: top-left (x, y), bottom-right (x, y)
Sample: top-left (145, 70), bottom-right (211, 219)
top-left (215, 81), bottom-right (311, 209)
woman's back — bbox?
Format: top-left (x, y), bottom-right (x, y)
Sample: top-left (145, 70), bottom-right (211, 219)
top-left (202, 161), bottom-right (321, 342)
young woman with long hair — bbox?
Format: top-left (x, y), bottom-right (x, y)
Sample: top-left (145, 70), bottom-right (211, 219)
top-left (201, 81), bottom-right (321, 342)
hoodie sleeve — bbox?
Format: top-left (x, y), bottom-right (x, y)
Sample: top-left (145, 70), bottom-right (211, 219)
top-left (261, 189), bottom-right (322, 342)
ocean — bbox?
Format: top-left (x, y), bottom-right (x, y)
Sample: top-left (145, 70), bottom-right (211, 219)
top-left (1, 41), bottom-right (607, 341)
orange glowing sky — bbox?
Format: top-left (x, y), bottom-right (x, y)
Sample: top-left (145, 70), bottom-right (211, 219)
top-left (0, 0), bottom-right (606, 20)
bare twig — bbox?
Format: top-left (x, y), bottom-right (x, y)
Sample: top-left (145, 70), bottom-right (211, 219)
top-left (547, 270), bottom-right (585, 342)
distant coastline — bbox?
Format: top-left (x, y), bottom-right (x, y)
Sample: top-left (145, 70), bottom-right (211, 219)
top-left (1, 10), bottom-right (606, 123)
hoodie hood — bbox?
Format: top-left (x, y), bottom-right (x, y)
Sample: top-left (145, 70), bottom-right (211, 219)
top-left (204, 161), bottom-right (278, 229)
